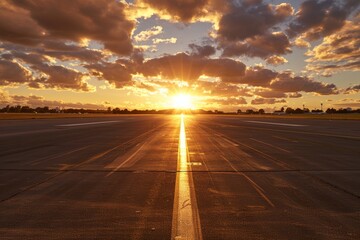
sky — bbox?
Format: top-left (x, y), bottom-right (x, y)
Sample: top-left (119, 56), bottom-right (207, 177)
top-left (0, 0), bottom-right (359, 112)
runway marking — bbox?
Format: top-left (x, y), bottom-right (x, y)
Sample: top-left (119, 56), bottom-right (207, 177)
top-left (215, 134), bottom-right (239, 146)
top-left (106, 142), bottom-right (147, 176)
top-left (172, 114), bottom-right (202, 240)
top-left (30, 146), bottom-right (90, 166)
top-left (272, 135), bottom-right (298, 143)
top-left (187, 162), bottom-right (202, 166)
top-left (56, 120), bottom-right (121, 127)
top-left (245, 120), bottom-right (307, 127)
top-left (220, 155), bottom-right (275, 207)
top-left (250, 138), bottom-right (291, 153)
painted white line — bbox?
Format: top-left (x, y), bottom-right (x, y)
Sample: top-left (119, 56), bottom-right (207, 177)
top-left (245, 120), bottom-right (307, 127)
top-left (172, 114), bottom-right (202, 240)
top-left (56, 120), bottom-right (121, 127)
top-left (220, 155), bottom-right (275, 208)
top-left (250, 138), bottom-right (291, 153)
top-left (106, 142), bottom-right (147, 176)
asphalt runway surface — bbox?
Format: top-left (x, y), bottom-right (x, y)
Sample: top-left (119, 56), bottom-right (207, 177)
top-left (0, 115), bottom-right (359, 239)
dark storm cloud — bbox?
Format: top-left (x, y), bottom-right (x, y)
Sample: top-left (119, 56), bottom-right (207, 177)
top-left (287, 0), bottom-right (360, 40)
top-left (2, 0), bottom-right (134, 55)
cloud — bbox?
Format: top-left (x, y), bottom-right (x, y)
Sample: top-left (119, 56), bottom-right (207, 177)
top-left (152, 37), bottom-right (177, 44)
top-left (135, 53), bottom-right (339, 97)
top-left (1, 94), bottom-right (106, 109)
top-left (2, 0), bottom-right (135, 55)
top-left (136, 0), bottom-right (212, 22)
top-left (215, 1), bottom-right (293, 58)
top-left (137, 53), bottom-right (246, 82)
top-left (86, 60), bottom-right (134, 88)
top-left (237, 66), bottom-right (278, 87)
top-left (270, 71), bottom-right (338, 95)
top-left (344, 84), bottom-right (360, 94)
top-left (251, 98), bottom-right (286, 105)
top-left (333, 99), bottom-right (360, 108)
top-left (194, 81), bottom-right (252, 97)
top-left (0, 59), bottom-right (31, 85)
top-left (305, 16), bottom-right (360, 75)
top-left (254, 89), bottom-right (287, 98)
top-left (0, 0), bottom-right (44, 45)
top-left (221, 32), bottom-right (292, 58)
top-left (265, 55), bottom-right (288, 66)
top-left (293, 37), bottom-right (311, 48)
top-left (134, 26), bottom-right (163, 42)
top-left (189, 44), bottom-right (216, 58)
top-left (1, 50), bottom-right (93, 91)
top-left (288, 92), bottom-right (303, 98)
top-left (1, 41), bottom-right (104, 64)
top-left (287, 0), bottom-right (360, 40)
top-left (218, 1), bottom-right (293, 41)
top-left (32, 64), bottom-right (92, 91)
top-left (210, 97), bottom-right (247, 106)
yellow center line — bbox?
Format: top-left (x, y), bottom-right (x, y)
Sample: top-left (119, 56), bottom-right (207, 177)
top-left (171, 114), bottom-right (202, 240)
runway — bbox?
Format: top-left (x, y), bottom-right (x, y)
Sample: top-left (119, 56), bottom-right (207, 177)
top-left (0, 115), bottom-right (359, 239)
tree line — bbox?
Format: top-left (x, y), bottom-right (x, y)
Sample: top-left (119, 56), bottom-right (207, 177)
top-left (1, 105), bottom-right (359, 114)
top-left (238, 107), bottom-right (360, 114)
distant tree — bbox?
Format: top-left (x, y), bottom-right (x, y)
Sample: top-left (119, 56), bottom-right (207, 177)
top-left (311, 109), bottom-right (323, 113)
top-left (294, 108), bottom-right (304, 114)
top-left (258, 109), bottom-right (265, 114)
top-left (20, 106), bottom-right (32, 113)
top-left (237, 109), bottom-right (242, 114)
top-left (285, 107), bottom-right (294, 114)
top-left (246, 109), bottom-right (254, 114)
top-left (280, 107), bottom-right (285, 112)
top-left (326, 108), bottom-right (336, 113)
top-left (112, 107), bottom-right (121, 114)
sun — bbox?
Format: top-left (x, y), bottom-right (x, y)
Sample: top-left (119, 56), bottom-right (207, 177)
top-left (171, 94), bottom-right (193, 109)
